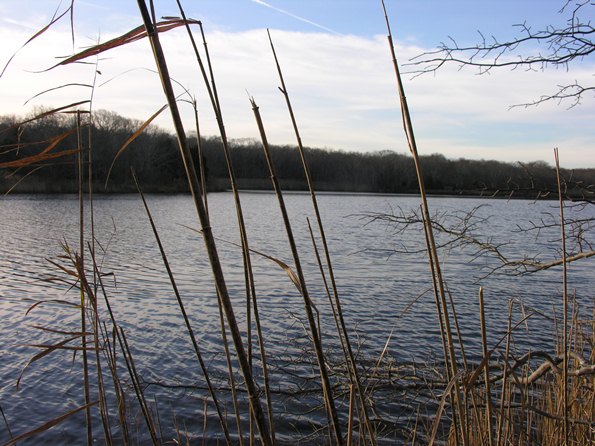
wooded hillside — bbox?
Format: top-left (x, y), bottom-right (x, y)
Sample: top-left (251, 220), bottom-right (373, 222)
top-left (1, 110), bottom-right (593, 198)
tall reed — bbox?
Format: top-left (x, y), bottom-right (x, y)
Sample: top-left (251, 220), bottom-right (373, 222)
top-left (76, 109), bottom-right (93, 445)
top-left (132, 171), bottom-right (232, 444)
top-left (267, 30), bottom-right (376, 445)
top-left (173, 3), bottom-right (276, 439)
top-left (250, 96), bottom-right (343, 444)
top-left (134, 1), bottom-right (272, 443)
top-left (381, 1), bottom-right (466, 443)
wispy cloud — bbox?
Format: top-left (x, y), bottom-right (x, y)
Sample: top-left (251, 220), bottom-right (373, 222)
top-left (250, 0), bottom-right (340, 35)
top-left (0, 17), bottom-right (40, 31)
top-left (0, 24), bottom-right (592, 167)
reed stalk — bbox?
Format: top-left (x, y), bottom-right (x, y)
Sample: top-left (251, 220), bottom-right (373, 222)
top-left (172, 13), bottom-right (247, 441)
top-left (135, 2), bottom-right (272, 443)
top-left (496, 300), bottom-right (513, 446)
top-left (381, 2), bottom-right (466, 443)
top-left (118, 327), bottom-right (160, 445)
top-left (216, 302), bottom-right (245, 445)
top-left (420, 207), bottom-right (451, 379)
top-left (87, 265), bottom-right (112, 444)
top-left (267, 30), bottom-right (375, 445)
top-left (76, 110), bottom-right (93, 446)
top-left (0, 403), bottom-right (14, 443)
top-left (250, 96), bottom-right (343, 445)
top-left (478, 287), bottom-right (494, 446)
top-left (202, 398), bottom-right (209, 446)
top-left (191, 106), bottom-right (209, 217)
top-left (89, 240), bottom-right (159, 444)
top-left (554, 148), bottom-right (569, 445)
top-left (347, 384), bottom-right (355, 446)
top-left (75, 249), bottom-right (142, 445)
top-left (81, 102), bottom-right (113, 445)
top-left (106, 326), bottom-right (130, 445)
top-left (174, 4), bottom-right (276, 439)
top-left (132, 171), bottom-right (232, 444)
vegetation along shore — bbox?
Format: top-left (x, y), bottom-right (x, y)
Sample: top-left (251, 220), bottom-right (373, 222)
top-left (1, 111), bottom-right (594, 196)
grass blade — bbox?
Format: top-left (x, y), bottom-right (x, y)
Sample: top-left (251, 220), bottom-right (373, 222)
top-left (1, 401), bottom-right (98, 446)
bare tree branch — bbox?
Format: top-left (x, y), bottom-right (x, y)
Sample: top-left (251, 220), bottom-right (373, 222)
top-left (407, 1), bottom-right (594, 107)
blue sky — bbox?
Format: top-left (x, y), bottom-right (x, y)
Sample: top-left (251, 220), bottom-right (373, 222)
top-left (0, 0), bottom-right (593, 167)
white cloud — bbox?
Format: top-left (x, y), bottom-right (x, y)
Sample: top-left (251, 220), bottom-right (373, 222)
top-left (0, 24), bottom-right (593, 167)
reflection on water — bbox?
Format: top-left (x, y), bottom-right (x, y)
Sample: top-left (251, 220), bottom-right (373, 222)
top-left (0, 192), bottom-right (592, 444)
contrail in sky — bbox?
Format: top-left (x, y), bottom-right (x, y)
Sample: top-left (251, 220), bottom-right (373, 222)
top-left (250, 0), bottom-right (340, 35)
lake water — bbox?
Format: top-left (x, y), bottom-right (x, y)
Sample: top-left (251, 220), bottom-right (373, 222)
top-left (1, 192), bottom-right (593, 444)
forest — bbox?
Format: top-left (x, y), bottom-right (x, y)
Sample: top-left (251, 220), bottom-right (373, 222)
top-left (1, 109), bottom-right (593, 198)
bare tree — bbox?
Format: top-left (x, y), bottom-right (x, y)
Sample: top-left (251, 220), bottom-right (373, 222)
top-left (408, 0), bottom-right (594, 108)
top-left (359, 203), bottom-right (595, 277)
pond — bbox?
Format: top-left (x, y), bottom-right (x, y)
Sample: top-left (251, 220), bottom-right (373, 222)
top-left (1, 192), bottom-right (592, 444)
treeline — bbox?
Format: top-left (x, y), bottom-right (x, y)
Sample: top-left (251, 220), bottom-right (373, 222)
top-left (1, 110), bottom-right (593, 198)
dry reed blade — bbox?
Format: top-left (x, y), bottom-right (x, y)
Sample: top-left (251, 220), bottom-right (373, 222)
top-left (14, 101), bottom-right (91, 127)
top-left (16, 336), bottom-right (80, 390)
top-left (0, 2), bottom-right (73, 78)
top-left (30, 325), bottom-right (91, 336)
top-left (104, 104), bottom-right (168, 187)
top-left (25, 299), bottom-right (79, 316)
top-left (187, 224), bottom-right (316, 296)
top-left (0, 148), bottom-right (80, 169)
top-left (250, 96), bottom-right (343, 445)
top-left (24, 83), bottom-right (93, 105)
top-left (44, 19), bottom-right (199, 72)
top-left (132, 170), bottom-right (232, 443)
top-left (1, 401), bottom-right (98, 446)
top-left (268, 29), bottom-right (375, 444)
top-left (135, 2), bottom-right (272, 443)
top-left (3, 165), bottom-right (46, 195)
top-left (58, 243), bottom-right (112, 446)
top-left (45, 257), bottom-right (80, 278)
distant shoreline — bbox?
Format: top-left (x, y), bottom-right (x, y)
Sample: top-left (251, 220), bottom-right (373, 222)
top-left (0, 187), bottom-right (575, 201)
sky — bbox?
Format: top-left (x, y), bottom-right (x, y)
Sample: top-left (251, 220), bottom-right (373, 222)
top-left (0, 0), bottom-right (593, 168)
